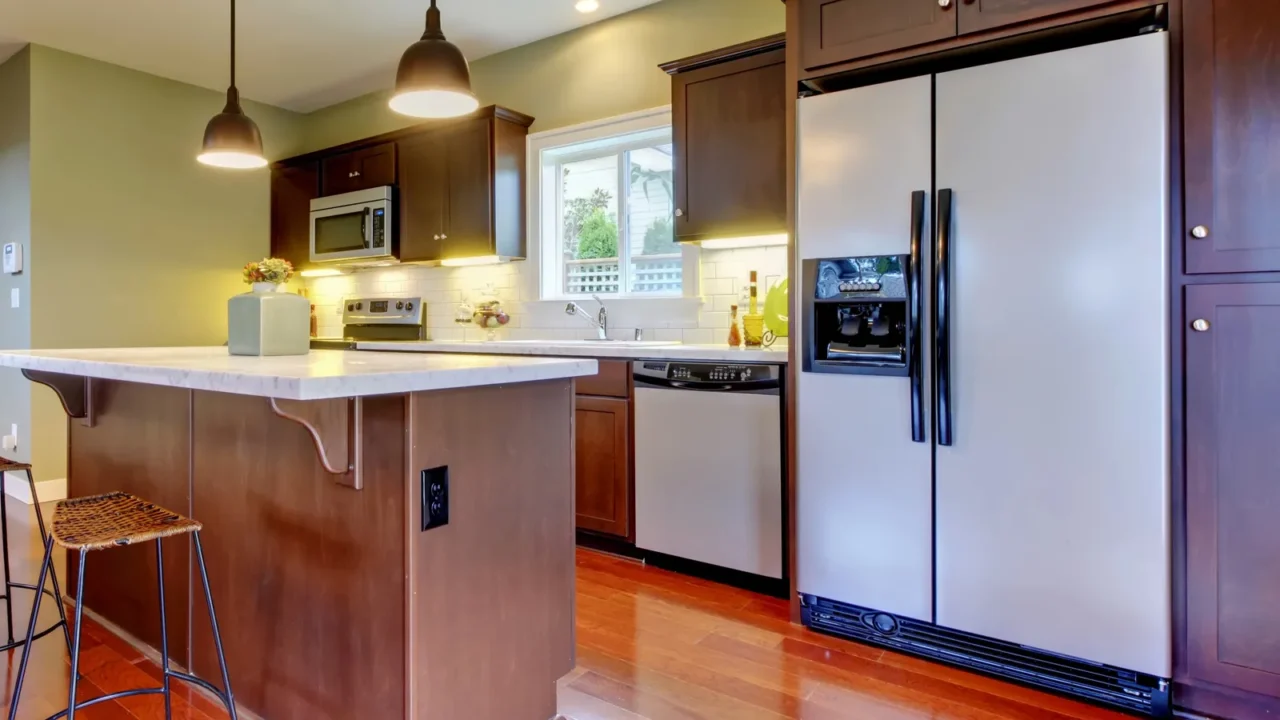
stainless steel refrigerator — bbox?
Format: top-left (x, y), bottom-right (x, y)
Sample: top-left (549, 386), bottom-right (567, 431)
top-left (796, 32), bottom-right (1172, 714)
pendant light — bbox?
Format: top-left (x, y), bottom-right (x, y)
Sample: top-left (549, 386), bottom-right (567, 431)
top-left (198, 0), bottom-right (267, 169)
top-left (390, 0), bottom-right (480, 119)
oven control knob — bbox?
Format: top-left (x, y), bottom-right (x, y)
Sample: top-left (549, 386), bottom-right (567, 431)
top-left (356, 302), bottom-right (363, 310)
top-left (346, 304), bottom-right (354, 312)
top-left (406, 302), bottom-right (414, 311)
top-left (396, 301), bottom-right (404, 310)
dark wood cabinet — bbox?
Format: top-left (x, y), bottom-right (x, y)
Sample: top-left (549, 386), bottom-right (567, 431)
top-left (665, 36), bottom-right (788, 242)
top-left (575, 395), bottom-right (631, 538)
top-left (1185, 282), bottom-right (1280, 703)
top-left (272, 106), bottom-right (532, 266)
top-left (396, 110), bottom-right (531, 263)
top-left (320, 142), bottom-right (396, 196)
top-left (957, 0), bottom-right (1121, 34)
top-left (445, 118), bottom-right (498, 259)
top-left (799, 0), bottom-right (956, 70)
top-left (269, 162), bottom-right (319, 271)
top-left (1184, 0), bottom-right (1280, 274)
top-left (397, 131), bottom-right (448, 263)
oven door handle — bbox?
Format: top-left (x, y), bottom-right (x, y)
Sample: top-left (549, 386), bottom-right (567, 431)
top-left (908, 190), bottom-right (927, 444)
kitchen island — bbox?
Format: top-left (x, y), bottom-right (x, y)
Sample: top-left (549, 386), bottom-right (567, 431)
top-left (0, 348), bottom-right (597, 720)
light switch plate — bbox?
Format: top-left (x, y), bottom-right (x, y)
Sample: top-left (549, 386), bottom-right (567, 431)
top-left (2, 242), bottom-right (21, 274)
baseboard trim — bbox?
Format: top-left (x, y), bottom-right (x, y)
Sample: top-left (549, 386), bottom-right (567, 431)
top-left (3, 472), bottom-right (67, 504)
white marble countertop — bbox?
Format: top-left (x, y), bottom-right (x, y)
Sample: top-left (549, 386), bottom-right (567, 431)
top-left (0, 347), bottom-right (598, 401)
top-left (355, 340), bottom-right (791, 364)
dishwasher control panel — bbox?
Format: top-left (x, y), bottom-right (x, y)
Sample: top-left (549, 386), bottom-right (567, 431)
top-left (634, 361), bottom-right (781, 389)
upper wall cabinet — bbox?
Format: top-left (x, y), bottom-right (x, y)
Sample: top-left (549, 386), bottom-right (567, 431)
top-left (800, 0), bottom-right (956, 70)
top-left (1184, 0), bottom-right (1280, 274)
top-left (270, 106), bottom-right (533, 267)
top-left (797, 0), bottom-right (1128, 74)
top-left (398, 110), bottom-right (531, 263)
top-left (664, 35), bottom-right (787, 242)
top-left (321, 142), bottom-right (397, 196)
top-left (956, 0), bottom-right (1125, 34)
top-left (270, 162), bottom-right (320, 271)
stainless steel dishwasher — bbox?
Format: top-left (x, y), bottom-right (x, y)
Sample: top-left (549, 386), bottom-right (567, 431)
top-left (633, 361), bottom-right (784, 583)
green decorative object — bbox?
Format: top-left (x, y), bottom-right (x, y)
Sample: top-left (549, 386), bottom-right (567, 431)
top-left (228, 259), bottom-right (309, 356)
top-left (764, 278), bottom-right (789, 338)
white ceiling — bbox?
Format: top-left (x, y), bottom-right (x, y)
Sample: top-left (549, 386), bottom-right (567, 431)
top-left (0, 0), bottom-right (663, 112)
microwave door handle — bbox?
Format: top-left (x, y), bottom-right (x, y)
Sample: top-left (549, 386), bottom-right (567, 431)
top-left (362, 208), bottom-right (372, 248)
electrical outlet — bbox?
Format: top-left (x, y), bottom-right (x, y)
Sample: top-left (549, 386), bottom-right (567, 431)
top-left (421, 466), bottom-right (449, 531)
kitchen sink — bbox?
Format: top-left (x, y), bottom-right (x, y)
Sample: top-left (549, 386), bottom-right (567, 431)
top-left (484, 340), bottom-right (680, 348)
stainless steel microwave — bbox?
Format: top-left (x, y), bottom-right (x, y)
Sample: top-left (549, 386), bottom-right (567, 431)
top-left (310, 186), bottom-right (395, 264)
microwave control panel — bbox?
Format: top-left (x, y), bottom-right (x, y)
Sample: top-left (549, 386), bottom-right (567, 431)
top-left (372, 208), bottom-right (386, 248)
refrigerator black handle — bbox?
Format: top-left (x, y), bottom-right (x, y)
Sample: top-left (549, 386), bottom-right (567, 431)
top-left (935, 189), bottom-right (954, 447)
top-left (908, 190), bottom-right (926, 444)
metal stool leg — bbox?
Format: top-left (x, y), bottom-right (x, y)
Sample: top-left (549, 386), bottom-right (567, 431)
top-left (156, 540), bottom-right (172, 720)
top-left (0, 481), bottom-right (14, 645)
top-left (25, 468), bottom-right (73, 658)
top-left (8, 535), bottom-right (53, 720)
top-left (193, 532), bottom-right (237, 720)
top-left (65, 548), bottom-right (87, 720)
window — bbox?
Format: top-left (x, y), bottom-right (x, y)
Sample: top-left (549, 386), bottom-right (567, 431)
top-left (530, 109), bottom-right (694, 300)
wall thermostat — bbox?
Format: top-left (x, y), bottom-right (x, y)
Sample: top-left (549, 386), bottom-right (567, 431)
top-left (2, 243), bottom-right (21, 274)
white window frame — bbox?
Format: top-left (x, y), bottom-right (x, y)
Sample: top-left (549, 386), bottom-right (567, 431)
top-left (526, 107), bottom-right (699, 302)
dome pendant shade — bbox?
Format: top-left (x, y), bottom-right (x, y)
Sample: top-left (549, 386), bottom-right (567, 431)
top-left (198, 87), bottom-right (267, 169)
top-left (390, 0), bottom-right (479, 119)
top-left (199, 0), bottom-right (267, 170)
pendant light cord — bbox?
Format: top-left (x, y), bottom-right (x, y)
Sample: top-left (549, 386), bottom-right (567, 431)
top-left (230, 0), bottom-right (236, 89)
top-left (424, 0), bottom-right (444, 40)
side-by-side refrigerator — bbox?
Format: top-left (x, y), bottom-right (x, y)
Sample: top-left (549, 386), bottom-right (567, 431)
top-left (796, 32), bottom-right (1171, 715)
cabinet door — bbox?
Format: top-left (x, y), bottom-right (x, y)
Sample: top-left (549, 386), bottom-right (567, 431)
top-left (397, 133), bottom-right (448, 263)
top-left (1185, 0), bottom-right (1280, 274)
top-left (270, 162), bottom-right (319, 270)
top-left (321, 142), bottom-right (397, 196)
top-left (800, 0), bottom-right (957, 70)
top-left (575, 395), bottom-right (631, 538)
top-left (957, 0), bottom-right (1121, 34)
top-left (674, 48), bottom-right (787, 241)
top-left (1186, 282), bottom-right (1280, 698)
top-left (444, 118), bottom-right (495, 259)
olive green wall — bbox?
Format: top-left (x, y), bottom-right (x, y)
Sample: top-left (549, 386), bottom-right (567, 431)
top-left (23, 45), bottom-right (307, 480)
top-left (0, 49), bottom-right (32, 468)
top-left (303, 0), bottom-right (784, 151)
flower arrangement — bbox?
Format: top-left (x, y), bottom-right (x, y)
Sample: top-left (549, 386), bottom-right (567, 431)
top-left (242, 258), bottom-right (295, 287)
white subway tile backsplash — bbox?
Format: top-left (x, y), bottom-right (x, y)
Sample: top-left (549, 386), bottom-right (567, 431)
top-left (302, 245), bottom-right (788, 346)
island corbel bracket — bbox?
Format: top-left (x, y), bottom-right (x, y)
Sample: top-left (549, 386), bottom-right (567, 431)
top-left (268, 397), bottom-right (364, 490)
top-left (22, 370), bottom-right (95, 427)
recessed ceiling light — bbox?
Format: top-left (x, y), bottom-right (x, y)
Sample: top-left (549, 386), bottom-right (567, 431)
top-left (575, 0), bottom-right (600, 13)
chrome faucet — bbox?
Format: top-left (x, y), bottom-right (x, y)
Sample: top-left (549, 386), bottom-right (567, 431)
top-left (565, 295), bottom-right (609, 340)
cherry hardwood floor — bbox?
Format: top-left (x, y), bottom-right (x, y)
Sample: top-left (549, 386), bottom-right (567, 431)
top-left (0, 498), bottom-right (1130, 719)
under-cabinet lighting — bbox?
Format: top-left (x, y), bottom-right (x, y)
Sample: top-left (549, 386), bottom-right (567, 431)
top-left (575, 0), bottom-right (600, 12)
top-left (299, 268), bottom-right (345, 277)
top-left (699, 234), bottom-right (789, 250)
top-left (440, 255), bottom-right (504, 267)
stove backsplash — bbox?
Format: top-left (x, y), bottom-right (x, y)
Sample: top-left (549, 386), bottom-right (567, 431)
top-left (303, 245), bottom-right (788, 345)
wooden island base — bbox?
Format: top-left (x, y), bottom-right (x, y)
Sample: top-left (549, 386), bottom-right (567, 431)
top-left (65, 378), bottom-right (575, 720)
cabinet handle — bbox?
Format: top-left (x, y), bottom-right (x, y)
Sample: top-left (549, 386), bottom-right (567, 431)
top-left (1191, 319), bottom-right (1211, 332)
top-left (442, 234), bottom-right (448, 240)
top-left (675, 209), bottom-right (684, 217)
top-left (938, 0), bottom-right (952, 7)
top-left (433, 234), bottom-right (440, 241)
top-left (1191, 225), bottom-right (1209, 239)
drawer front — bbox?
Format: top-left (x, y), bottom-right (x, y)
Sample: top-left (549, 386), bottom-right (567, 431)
top-left (575, 360), bottom-right (631, 398)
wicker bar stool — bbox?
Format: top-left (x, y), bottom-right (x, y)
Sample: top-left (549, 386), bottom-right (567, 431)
top-left (8, 491), bottom-right (238, 720)
top-left (0, 456), bottom-right (72, 655)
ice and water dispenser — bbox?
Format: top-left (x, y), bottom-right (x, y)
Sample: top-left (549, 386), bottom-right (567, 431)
top-left (801, 255), bottom-right (916, 377)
